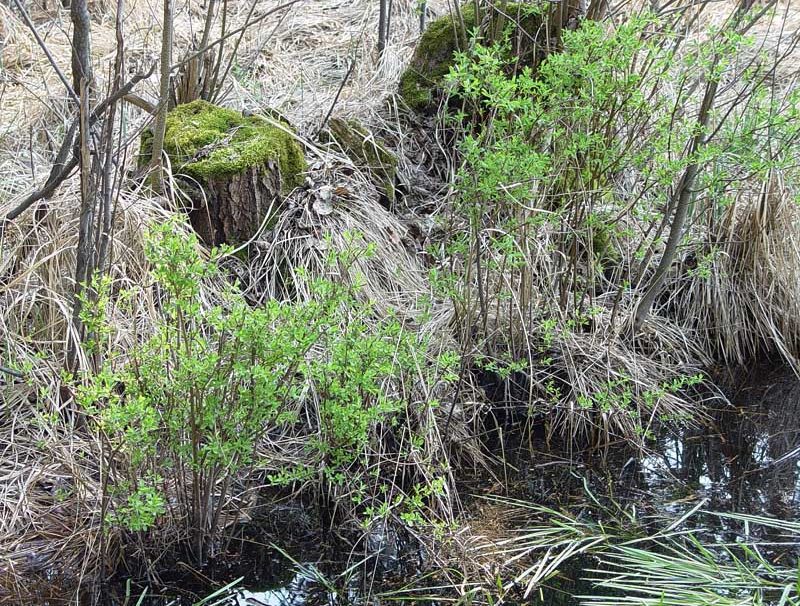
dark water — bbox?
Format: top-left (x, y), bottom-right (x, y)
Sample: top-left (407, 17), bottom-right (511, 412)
top-left (103, 552), bottom-right (333, 606)
top-left (81, 365), bottom-right (800, 605)
top-left (644, 365), bottom-right (800, 520)
top-left (99, 520), bottom-right (423, 606)
top-left (507, 364), bottom-right (800, 605)
top-left (514, 365), bottom-right (800, 517)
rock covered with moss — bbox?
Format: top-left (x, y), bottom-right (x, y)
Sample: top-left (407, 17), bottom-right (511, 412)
top-left (144, 100), bottom-right (307, 245)
top-left (399, 3), bottom-right (544, 113)
top-left (320, 117), bottom-right (398, 205)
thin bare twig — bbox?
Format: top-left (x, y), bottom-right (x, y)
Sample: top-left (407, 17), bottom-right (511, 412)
top-left (317, 54), bottom-right (357, 136)
top-left (9, 0), bottom-right (79, 104)
top-left (172, 0), bottom-right (304, 72)
top-left (0, 365), bottom-right (24, 379)
top-left (0, 66), bottom-right (155, 229)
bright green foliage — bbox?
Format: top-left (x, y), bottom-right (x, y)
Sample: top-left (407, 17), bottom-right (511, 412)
top-left (312, 316), bottom-right (405, 464)
top-left (153, 99), bottom-right (306, 187)
top-left (399, 2), bottom-right (545, 112)
top-left (435, 12), bottom-right (800, 444)
top-left (76, 221), bottom-right (448, 556)
top-left (111, 479), bottom-right (166, 532)
top-left (445, 12), bottom-right (800, 309)
top-left (447, 16), bottom-right (673, 213)
top-left (77, 225), bottom-right (322, 545)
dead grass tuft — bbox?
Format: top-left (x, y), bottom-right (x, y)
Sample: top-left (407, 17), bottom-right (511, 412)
top-left (667, 183), bottom-right (800, 371)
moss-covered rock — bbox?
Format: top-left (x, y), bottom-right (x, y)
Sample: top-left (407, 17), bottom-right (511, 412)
top-left (398, 3), bottom-right (544, 113)
top-left (158, 100), bottom-right (306, 191)
top-left (590, 221), bottom-right (622, 274)
top-left (321, 117), bottom-right (397, 204)
top-left (399, 6), bottom-right (474, 113)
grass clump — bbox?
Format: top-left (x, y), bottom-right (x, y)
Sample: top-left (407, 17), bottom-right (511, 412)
top-left (157, 99), bottom-right (306, 189)
top-left (469, 499), bottom-right (800, 606)
top-left (321, 117), bottom-right (397, 203)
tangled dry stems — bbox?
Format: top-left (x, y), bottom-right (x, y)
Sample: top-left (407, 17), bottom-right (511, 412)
top-left (1, 0), bottom-right (800, 600)
top-left (669, 186), bottom-right (800, 371)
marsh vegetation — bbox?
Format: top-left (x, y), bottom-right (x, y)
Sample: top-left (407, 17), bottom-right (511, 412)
top-left (1, 0), bottom-right (800, 603)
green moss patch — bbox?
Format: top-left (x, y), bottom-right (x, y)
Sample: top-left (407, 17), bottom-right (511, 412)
top-left (161, 100), bottom-right (306, 190)
top-left (399, 6), bottom-right (475, 113)
top-left (399, 3), bottom-right (543, 113)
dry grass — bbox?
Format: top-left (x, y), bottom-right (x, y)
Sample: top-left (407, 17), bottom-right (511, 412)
top-left (541, 305), bottom-right (714, 445)
top-left (0, 184), bottom-right (179, 592)
top-left (0, 0), bottom-right (799, 601)
top-left (0, 0), bottom-right (456, 589)
top-left (0, 0), bottom-right (444, 143)
top-left (667, 179), bottom-right (800, 370)
top-left (242, 152), bottom-right (429, 316)
top-left (0, 160), bottom-right (475, 596)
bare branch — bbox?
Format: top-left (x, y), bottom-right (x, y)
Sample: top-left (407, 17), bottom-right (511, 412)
top-left (70, 0), bottom-right (93, 93)
top-left (148, 0), bottom-right (175, 190)
top-left (0, 66), bottom-right (155, 229)
top-left (9, 0), bottom-right (79, 104)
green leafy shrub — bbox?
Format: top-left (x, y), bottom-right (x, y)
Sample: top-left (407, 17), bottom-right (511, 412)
top-left (76, 221), bottom-right (453, 563)
top-left (78, 224), bottom-right (324, 559)
top-left (434, 11), bottom-right (800, 444)
top-left (399, 2), bottom-right (547, 112)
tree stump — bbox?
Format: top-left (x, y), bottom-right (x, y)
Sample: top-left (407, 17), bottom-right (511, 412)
top-left (398, 3), bottom-right (545, 113)
top-left (194, 160), bottom-right (283, 247)
top-left (144, 100), bottom-right (306, 246)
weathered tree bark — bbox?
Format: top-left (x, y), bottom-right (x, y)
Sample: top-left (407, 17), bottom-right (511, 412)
top-left (586, 0), bottom-right (608, 21)
top-left (153, 101), bottom-right (306, 246)
top-left (66, 0), bottom-right (94, 373)
top-left (188, 162), bottom-right (283, 246)
top-left (632, 73), bottom-right (719, 333)
top-left (548, 0), bottom-right (585, 45)
top-left (70, 0), bottom-right (92, 93)
top-left (67, 78), bottom-right (95, 373)
top-left (378, 0), bottom-right (389, 57)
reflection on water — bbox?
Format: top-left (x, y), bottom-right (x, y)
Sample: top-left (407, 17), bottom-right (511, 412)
top-left (642, 364), bottom-right (800, 519)
top-left (517, 365), bottom-right (800, 606)
top-left (516, 364), bottom-right (800, 524)
top-left (216, 365), bottom-right (800, 606)
top-left (228, 566), bottom-right (326, 606)
top-left (103, 524), bottom-right (416, 606)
